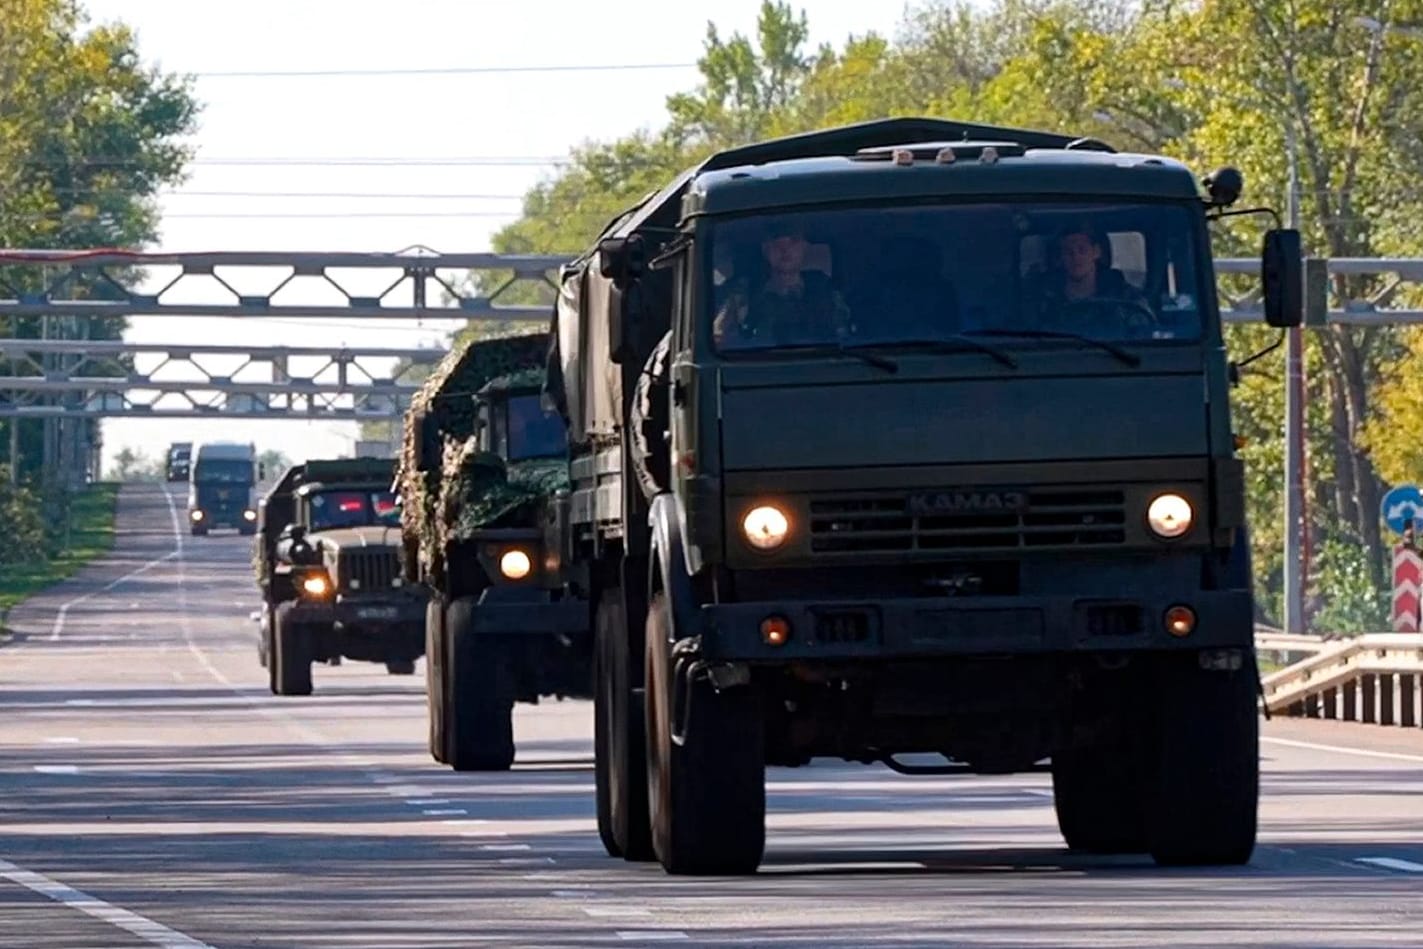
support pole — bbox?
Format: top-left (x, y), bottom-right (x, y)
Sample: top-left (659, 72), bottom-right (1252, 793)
top-left (1283, 124), bottom-right (1308, 635)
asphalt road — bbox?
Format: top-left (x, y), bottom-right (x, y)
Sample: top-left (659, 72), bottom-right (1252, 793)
top-left (1, 483), bottom-right (1421, 949)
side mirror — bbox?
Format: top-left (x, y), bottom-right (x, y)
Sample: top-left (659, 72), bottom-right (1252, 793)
top-left (412, 411), bottom-right (441, 472)
top-left (280, 523), bottom-right (306, 542)
top-left (598, 235), bottom-right (645, 290)
top-left (1203, 166), bottom-right (1244, 208)
top-left (258, 463), bottom-right (267, 480)
top-left (1262, 228), bottom-right (1303, 328)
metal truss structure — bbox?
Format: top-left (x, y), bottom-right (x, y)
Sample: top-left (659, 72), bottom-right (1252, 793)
top-left (0, 339), bottom-right (443, 418)
top-left (1216, 257), bottom-right (1423, 326)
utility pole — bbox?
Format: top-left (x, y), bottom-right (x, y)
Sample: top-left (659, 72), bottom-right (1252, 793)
top-left (1283, 124), bottom-right (1308, 635)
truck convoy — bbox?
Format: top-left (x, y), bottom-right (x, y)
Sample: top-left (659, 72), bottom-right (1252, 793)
top-left (531, 117), bottom-right (1300, 875)
top-left (253, 456), bottom-right (425, 695)
top-left (188, 441), bottom-right (260, 536)
top-left (398, 334), bottom-right (589, 771)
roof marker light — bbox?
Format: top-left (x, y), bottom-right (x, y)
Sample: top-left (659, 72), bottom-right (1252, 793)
top-left (980, 146), bottom-right (1000, 165)
top-left (935, 147), bottom-right (956, 164)
top-left (892, 148), bottom-right (914, 166)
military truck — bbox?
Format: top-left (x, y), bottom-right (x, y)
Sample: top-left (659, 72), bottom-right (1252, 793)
top-left (541, 117), bottom-right (1302, 875)
top-left (165, 442), bottom-right (192, 482)
top-left (254, 456), bottom-right (425, 695)
top-left (398, 334), bottom-right (589, 771)
top-left (188, 441), bottom-right (260, 535)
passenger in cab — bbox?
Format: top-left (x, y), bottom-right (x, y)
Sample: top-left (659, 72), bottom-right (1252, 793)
top-left (713, 219), bottom-right (851, 348)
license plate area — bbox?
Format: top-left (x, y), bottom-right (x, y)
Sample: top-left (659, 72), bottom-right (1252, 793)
top-left (355, 605), bottom-right (399, 621)
top-left (812, 608), bottom-right (875, 645)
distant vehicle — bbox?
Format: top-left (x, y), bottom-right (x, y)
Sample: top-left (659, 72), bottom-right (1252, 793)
top-left (188, 441), bottom-right (261, 536)
top-left (253, 456), bottom-right (426, 695)
top-left (166, 442), bottom-right (192, 482)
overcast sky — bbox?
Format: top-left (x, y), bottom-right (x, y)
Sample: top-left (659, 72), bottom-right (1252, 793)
top-left (77, 0), bottom-right (919, 468)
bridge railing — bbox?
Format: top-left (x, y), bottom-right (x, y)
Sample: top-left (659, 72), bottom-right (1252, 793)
top-left (1258, 633), bottom-right (1423, 728)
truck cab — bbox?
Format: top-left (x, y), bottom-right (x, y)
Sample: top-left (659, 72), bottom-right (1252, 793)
top-left (188, 441), bottom-right (259, 535)
top-left (553, 118), bottom-right (1303, 875)
top-left (254, 457), bottom-right (426, 695)
top-left (165, 442), bottom-right (192, 482)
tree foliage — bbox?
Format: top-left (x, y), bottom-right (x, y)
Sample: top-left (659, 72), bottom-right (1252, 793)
top-left (484, 0), bottom-right (1423, 631)
top-left (0, 0), bottom-right (198, 480)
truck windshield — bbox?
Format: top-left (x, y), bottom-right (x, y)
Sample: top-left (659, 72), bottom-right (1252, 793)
top-left (309, 490), bottom-right (400, 530)
top-left (708, 201), bottom-right (1206, 353)
top-left (193, 459), bottom-right (253, 484)
top-left (504, 394), bottom-right (567, 461)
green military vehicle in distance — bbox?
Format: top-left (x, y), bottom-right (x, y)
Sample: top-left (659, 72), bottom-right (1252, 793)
top-left (546, 116), bottom-right (1302, 875)
top-left (254, 456), bottom-right (426, 696)
top-left (399, 334), bottom-right (589, 771)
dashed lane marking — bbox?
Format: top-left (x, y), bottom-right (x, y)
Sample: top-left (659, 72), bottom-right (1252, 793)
top-left (33, 765), bottom-right (79, 775)
top-left (422, 809), bottom-right (467, 816)
top-left (616, 932), bottom-right (689, 942)
top-left (48, 551), bottom-right (179, 642)
top-left (1357, 856), bottom-right (1423, 873)
top-left (0, 857), bottom-right (218, 949)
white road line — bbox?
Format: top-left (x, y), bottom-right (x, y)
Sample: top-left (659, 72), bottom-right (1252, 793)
top-left (49, 551), bottom-right (179, 641)
top-left (1357, 856), bottom-right (1423, 873)
top-left (33, 765), bottom-right (79, 775)
top-left (0, 858), bottom-right (217, 949)
top-left (406, 798), bottom-right (451, 805)
top-left (422, 808), bottom-right (467, 816)
top-left (1262, 736), bottom-right (1423, 765)
top-left (616, 932), bottom-right (688, 942)
top-left (585, 907), bottom-right (653, 918)
top-left (479, 843), bottom-right (531, 852)
top-left (44, 737), bottom-right (80, 744)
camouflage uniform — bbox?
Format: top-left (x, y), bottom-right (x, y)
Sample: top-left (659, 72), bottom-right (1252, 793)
top-left (715, 271), bottom-right (853, 347)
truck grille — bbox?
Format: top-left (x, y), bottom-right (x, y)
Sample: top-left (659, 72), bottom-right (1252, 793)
top-left (810, 488), bottom-right (1127, 554)
top-left (338, 547), bottom-right (399, 591)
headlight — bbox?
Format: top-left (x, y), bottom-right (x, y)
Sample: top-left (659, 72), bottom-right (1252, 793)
top-left (190, 510), bottom-right (204, 521)
top-left (1147, 493), bottom-right (1193, 539)
top-left (243, 509), bottom-right (257, 522)
top-left (301, 573), bottom-right (330, 596)
top-left (742, 505), bottom-right (790, 551)
top-left (499, 549), bottom-right (532, 580)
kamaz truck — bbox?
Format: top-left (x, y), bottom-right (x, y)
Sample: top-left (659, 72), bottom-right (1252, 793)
top-left (254, 456), bottom-right (426, 695)
top-left (398, 335), bottom-right (589, 771)
top-left (543, 118), bottom-right (1302, 875)
top-left (188, 441), bottom-right (259, 535)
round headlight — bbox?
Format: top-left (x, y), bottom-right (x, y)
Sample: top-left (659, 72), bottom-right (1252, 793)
top-left (190, 510), bottom-right (204, 521)
top-left (1147, 493), bottom-right (1193, 539)
top-left (301, 574), bottom-right (329, 596)
top-left (243, 509), bottom-right (257, 522)
top-left (742, 505), bottom-right (790, 551)
top-left (499, 549), bottom-right (532, 580)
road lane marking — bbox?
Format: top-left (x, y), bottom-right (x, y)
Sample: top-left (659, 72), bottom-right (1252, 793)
top-left (48, 551), bottom-right (180, 641)
top-left (479, 843), bottom-right (531, 851)
top-left (406, 798), bottom-right (452, 805)
top-left (1357, 856), bottom-right (1423, 873)
top-left (0, 857), bottom-right (218, 949)
top-left (616, 932), bottom-right (688, 942)
top-left (422, 808), bottom-right (467, 816)
top-left (585, 907), bottom-right (653, 918)
top-left (1262, 736), bottom-right (1423, 765)
top-left (44, 737), bottom-right (80, 744)
top-left (33, 765), bottom-right (79, 775)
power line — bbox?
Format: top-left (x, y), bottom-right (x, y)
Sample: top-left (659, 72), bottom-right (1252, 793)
top-left (156, 191), bottom-right (527, 200)
top-left (193, 62), bottom-right (698, 78)
top-left (19, 156), bottom-right (573, 168)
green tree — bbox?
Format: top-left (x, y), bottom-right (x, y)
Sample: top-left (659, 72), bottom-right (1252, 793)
top-left (0, 0), bottom-right (199, 481)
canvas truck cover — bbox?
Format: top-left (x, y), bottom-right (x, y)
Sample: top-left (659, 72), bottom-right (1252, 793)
top-left (398, 331), bottom-right (548, 584)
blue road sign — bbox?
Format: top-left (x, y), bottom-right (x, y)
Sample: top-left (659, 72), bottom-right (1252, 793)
top-left (1382, 484), bottom-right (1423, 535)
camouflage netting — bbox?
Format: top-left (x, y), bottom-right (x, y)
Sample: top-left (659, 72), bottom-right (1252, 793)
top-left (397, 332), bottom-right (548, 586)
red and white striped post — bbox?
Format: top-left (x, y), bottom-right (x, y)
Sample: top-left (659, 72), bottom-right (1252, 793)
top-left (1392, 542), bottom-right (1421, 633)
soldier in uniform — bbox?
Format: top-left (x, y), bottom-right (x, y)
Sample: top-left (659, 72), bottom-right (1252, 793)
top-left (713, 219), bottom-right (852, 348)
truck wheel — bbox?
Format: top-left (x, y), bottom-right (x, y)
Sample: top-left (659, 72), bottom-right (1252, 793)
top-left (191, 524), bottom-right (208, 537)
top-left (645, 591), bottom-right (765, 875)
top-left (446, 596), bottom-right (515, 772)
top-left (426, 596), bottom-right (449, 763)
top-left (386, 660), bottom-right (416, 675)
top-left (273, 602), bottom-right (314, 696)
top-left (1146, 652), bottom-right (1259, 866)
top-left (595, 589), bottom-right (653, 861)
top-left (1052, 732), bottom-right (1147, 854)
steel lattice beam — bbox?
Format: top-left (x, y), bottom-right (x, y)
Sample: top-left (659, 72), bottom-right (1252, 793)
top-left (0, 249), bottom-right (569, 321)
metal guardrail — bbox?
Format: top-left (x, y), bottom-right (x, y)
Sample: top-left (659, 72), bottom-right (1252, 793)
top-left (1260, 634), bottom-right (1423, 727)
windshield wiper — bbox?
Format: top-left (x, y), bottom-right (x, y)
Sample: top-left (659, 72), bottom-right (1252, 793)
top-left (963, 328), bottom-right (1141, 367)
top-left (725, 342), bottom-right (899, 373)
top-left (845, 336), bottom-right (1018, 369)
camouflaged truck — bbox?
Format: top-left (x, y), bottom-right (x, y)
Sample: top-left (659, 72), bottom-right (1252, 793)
top-left (254, 457), bottom-right (426, 696)
top-left (399, 334), bottom-right (588, 771)
top-left (544, 117), bottom-right (1304, 876)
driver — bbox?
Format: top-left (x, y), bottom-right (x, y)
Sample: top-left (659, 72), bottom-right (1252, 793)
top-left (1033, 224), bottom-right (1150, 329)
top-left (713, 219), bottom-right (851, 347)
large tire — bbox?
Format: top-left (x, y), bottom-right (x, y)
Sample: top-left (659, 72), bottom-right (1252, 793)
top-left (595, 589), bottom-right (653, 861)
top-left (273, 603), bottom-right (313, 696)
top-left (386, 660), bottom-right (416, 675)
top-left (191, 524), bottom-right (208, 537)
top-left (1146, 652), bottom-right (1259, 867)
top-left (1052, 735), bottom-right (1147, 854)
top-left (445, 596), bottom-right (515, 772)
top-left (426, 596), bottom-right (449, 764)
top-left (645, 591), bottom-right (765, 875)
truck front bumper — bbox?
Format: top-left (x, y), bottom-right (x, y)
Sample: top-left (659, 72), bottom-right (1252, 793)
top-left (466, 587), bottom-right (588, 637)
top-left (289, 595), bottom-right (426, 661)
top-left (697, 590), bottom-right (1253, 662)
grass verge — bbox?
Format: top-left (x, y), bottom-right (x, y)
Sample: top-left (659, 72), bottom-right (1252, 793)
top-left (0, 482), bottom-right (120, 624)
